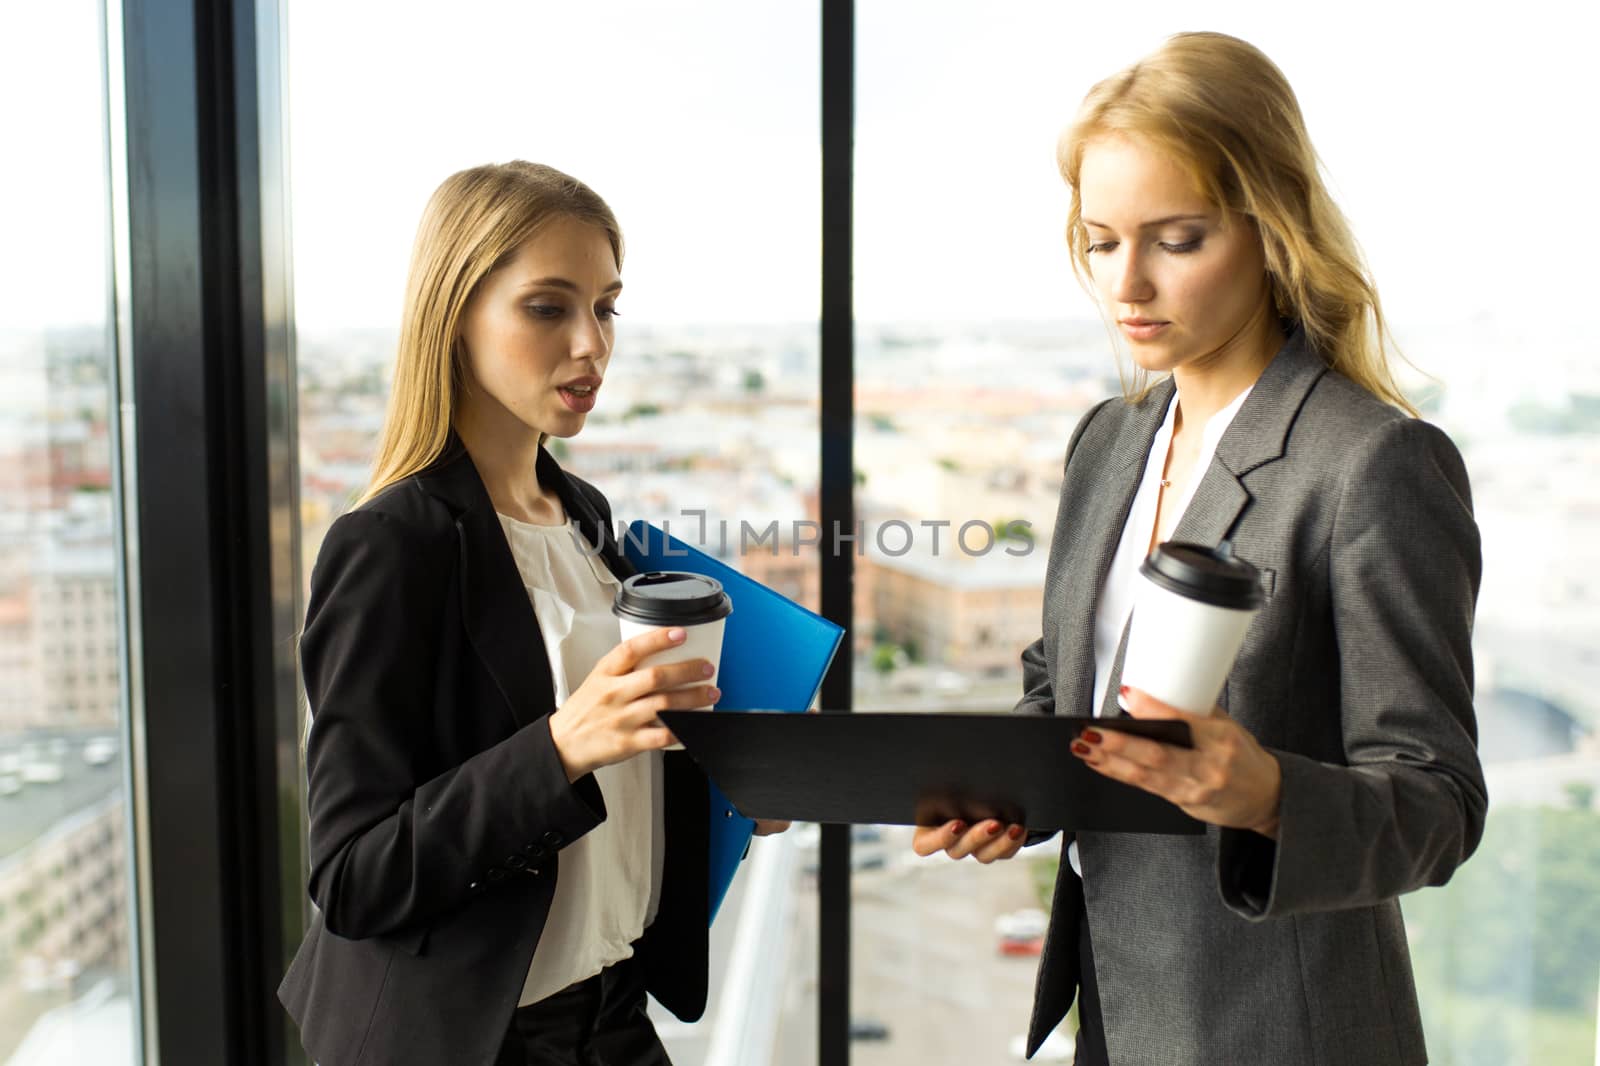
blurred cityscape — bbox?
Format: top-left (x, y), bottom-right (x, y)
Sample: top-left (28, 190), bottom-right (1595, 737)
top-left (1, 318), bottom-right (1597, 1063)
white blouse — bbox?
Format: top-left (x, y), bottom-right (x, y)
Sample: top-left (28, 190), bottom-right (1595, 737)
top-left (1069, 383), bottom-right (1253, 877)
top-left (497, 511), bottom-right (665, 1006)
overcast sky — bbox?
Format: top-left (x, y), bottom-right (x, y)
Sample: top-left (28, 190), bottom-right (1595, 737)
top-left (3, 2), bottom-right (1597, 338)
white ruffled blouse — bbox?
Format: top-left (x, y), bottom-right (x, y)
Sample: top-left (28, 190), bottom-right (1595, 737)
top-left (497, 510), bottom-right (665, 1006)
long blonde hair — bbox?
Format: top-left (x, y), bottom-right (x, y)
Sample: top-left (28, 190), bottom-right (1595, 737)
top-left (1058, 32), bottom-right (1416, 415)
top-left (359, 161), bottom-right (624, 504)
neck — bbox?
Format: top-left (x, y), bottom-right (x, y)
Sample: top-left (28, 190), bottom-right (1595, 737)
top-left (1170, 298), bottom-right (1285, 429)
top-left (453, 399), bottom-right (552, 518)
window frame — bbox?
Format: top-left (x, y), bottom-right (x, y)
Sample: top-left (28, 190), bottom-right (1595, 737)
top-left (113, 0), bottom-right (306, 1061)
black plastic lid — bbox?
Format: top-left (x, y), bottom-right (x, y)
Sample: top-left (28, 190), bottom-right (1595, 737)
top-left (1139, 540), bottom-right (1265, 610)
top-left (613, 571), bottom-right (733, 626)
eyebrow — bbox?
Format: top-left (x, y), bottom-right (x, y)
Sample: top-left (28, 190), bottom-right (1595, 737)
top-left (1081, 214), bottom-right (1211, 229)
top-left (515, 276), bottom-right (624, 294)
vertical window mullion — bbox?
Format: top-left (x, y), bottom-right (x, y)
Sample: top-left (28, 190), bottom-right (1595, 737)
top-left (819, 2), bottom-right (855, 1064)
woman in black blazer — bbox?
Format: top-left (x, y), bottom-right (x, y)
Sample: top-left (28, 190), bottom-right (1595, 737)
top-left (278, 161), bottom-right (772, 1066)
top-left (914, 33), bottom-right (1484, 1066)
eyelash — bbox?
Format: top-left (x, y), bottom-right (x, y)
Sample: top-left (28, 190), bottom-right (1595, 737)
top-left (525, 304), bottom-right (621, 321)
top-left (1084, 239), bottom-right (1202, 255)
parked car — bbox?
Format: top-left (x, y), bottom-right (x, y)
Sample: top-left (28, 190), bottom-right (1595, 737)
top-left (19, 760), bottom-right (63, 785)
top-left (995, 907), bottom-right (1048, 956)
top-left (83, 736), bottom-right (118, 766)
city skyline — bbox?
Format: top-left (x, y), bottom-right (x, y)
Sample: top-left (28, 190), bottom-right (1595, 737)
top-left (5, 3), bottom-right (1600, 339)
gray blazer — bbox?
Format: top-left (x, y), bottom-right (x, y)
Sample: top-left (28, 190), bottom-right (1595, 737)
top-left (1020, 328), bottom-right (1486, 1065)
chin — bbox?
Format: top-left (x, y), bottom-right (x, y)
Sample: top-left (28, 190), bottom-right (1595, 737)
top-left (1126, 345), bottom-right (1183, 376)
top-left (543, 421), bottom-right (585, 440)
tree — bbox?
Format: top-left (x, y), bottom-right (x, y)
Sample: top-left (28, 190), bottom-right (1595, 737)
top-left (1406, 805), bottom-right (1600, 1017)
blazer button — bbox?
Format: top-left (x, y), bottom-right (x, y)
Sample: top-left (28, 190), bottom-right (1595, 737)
top-left (542, 831), bottom-right (563, 848)
top-left (522, 842), bottom-right (547, 860)
top-left (506, 854), bottom-right (528, 870)
top-left (487, 866), bottom-right (506, 881)
top-left (469, 881), bottom-right (481, 892)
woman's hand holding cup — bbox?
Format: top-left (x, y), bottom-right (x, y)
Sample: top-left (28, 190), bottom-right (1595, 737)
top-left (912, 818), bottom-right (1027, 864)
top-left (548, 627), bottom-right (721, 782)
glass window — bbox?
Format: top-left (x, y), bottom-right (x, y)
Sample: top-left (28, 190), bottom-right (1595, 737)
top-left (287, 3), bottom-right (820, 1062)
top-left (853, 4), bottom-right (1600, 1064)
top-left (0, 0), bottom-right (140, 1062)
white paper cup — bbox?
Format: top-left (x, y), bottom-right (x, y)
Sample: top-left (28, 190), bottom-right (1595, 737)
top-left (613, 572), bottom-right (732, 749)
top-left (617, 615), bottom-right (727, 707)
top-left (1119, 542), bottom-right (1265, 715)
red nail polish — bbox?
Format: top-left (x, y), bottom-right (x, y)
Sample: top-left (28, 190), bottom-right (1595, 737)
top-left (987, 822), bottom-right (1002, 836)
top-left (1008, 825), bottom-right (1024, 841)
top-left (1072, 741), bottom-right (1092, 756)
top-left (950, 821), bottom-right (967, 835)
top-left (1119, 685), bottom-right (1130, 696)
top-left (1082, 729), bottom-right (1103, 744)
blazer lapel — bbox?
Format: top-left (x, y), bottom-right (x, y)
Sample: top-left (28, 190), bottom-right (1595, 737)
top-left (535, 446), bottom-right (634, 580)
top-left (1054, 380), bottom-right (1175, 717)
top-left (1068, 323), bottom-right (1331, 710)
top-left (414, 440), bottom-right (551, 732)
top-left (1098, 328), bottom-right (1330, 710)
top-left (417, 435), bottom-right (631, 733)
top-left (1171, 326), bottom-right (1328, 548)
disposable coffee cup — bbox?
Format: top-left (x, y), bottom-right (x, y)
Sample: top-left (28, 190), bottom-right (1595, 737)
top-left (1119, 541), bottom-right (1265, 715)
top-left (613, 571), bottom-right (733, 748)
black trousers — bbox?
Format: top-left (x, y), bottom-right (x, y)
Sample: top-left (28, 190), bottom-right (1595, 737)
top-left (495, 955), bottom-right (672, 1066)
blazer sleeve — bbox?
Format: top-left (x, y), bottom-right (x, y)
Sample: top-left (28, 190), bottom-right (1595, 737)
top-left (1218, 416), bottom-right (1488, 919)
top-left (301, 507), bottom-right (605, 942)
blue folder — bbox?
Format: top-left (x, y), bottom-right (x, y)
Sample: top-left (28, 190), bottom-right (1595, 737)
top-left (621, 521), bottom-right (844, 923)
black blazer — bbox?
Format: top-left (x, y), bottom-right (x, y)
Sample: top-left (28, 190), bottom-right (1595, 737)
top-left (278, 437), bottom-right (709, 1066)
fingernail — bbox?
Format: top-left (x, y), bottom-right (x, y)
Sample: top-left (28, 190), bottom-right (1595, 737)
top-left (702, 662), bottom-right (715, 677)
top-left (1008, 825), bottom-right (1024, 841)
top-left (668, 628), bottom-right (686, 641)
top-left (708, 687), bottom-right (721, 701)
top-left (1119, 685), bottom-right (1130, 697)
top-left (950, 821), bottom-right (967, 835)
top-left (1072, 741), bottom-right (1092, 756)
top-left (986, 822), bottom-right (1002, 837)
top-left (1082, 729), bottom-right (1103, 744)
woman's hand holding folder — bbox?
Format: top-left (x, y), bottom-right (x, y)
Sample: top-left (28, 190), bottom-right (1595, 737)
top-left (912, 818), bottom-right (1027, 864)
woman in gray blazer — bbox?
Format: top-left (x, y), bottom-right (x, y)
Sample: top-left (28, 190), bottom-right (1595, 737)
top-left (915, 32), bottom-right (1485, 1066)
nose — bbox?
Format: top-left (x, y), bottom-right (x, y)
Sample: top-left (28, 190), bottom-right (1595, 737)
top-left (1108, 245), bottom-right (1155, 307)
top-left (571, 309), bottom-right (611, 363)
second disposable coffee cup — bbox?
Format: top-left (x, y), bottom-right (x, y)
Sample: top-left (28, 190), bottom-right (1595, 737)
top-left (613, 571), bottom-right (733, 748)
top-left (1119, 541), bottom-right (1265, 715)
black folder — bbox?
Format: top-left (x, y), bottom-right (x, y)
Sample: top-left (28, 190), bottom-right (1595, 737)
top-left (659, 710), bottom-right (1205, 834)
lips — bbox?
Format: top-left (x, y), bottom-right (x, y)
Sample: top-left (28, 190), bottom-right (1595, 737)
top-left (555, 373), bottom-right (601, 414)
top-left (1118, 318), bottom-right (1169, 341)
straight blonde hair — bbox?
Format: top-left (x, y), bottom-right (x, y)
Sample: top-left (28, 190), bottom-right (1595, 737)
top-left (358, 161), bottom-right (624, 505)
top-left (1058, 32), bottom-right (1417, 415)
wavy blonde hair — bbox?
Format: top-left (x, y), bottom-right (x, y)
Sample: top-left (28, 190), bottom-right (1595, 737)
top-left (358, 161), bottom-right (624, 505)
top-left (1058, 32), bottom-right (1416, 415)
